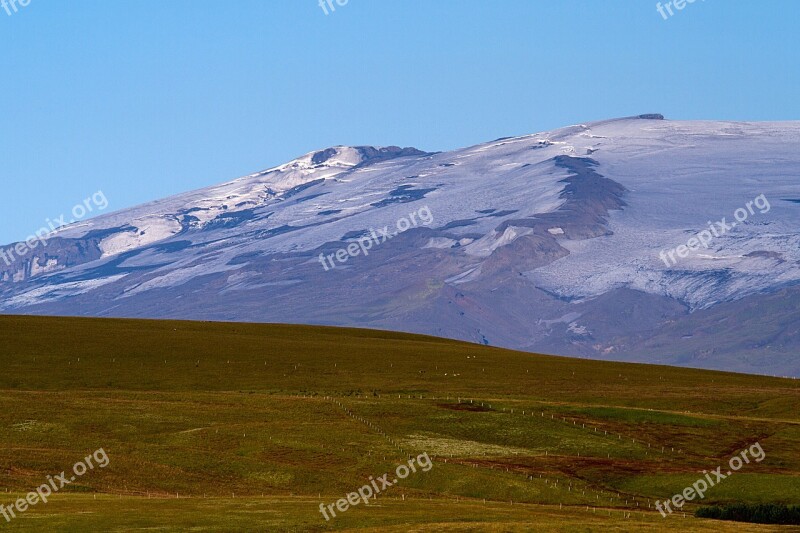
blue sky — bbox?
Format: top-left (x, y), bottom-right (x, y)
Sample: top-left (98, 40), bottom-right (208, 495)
top-left (1, 0), bottom-right (798, 244)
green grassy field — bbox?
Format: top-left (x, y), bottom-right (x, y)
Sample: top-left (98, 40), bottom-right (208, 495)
top-left (0, 315), bottom-right (798, 531)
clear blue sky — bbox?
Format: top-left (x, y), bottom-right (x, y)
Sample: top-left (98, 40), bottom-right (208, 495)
top-left (2, 0), bottom-right (798, 244)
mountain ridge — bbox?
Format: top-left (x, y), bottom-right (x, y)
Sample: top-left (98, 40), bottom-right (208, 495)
top-left (2, 116), bottom-right (800, 377)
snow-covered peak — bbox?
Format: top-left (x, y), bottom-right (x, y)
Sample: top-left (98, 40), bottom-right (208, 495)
top-left (4, 116), bottom-right (800, 377)
top-left (248, 146), bottom-right (365, 192)
top-left (272, 146), bottom-right (365, 172)
top-left (47, 144), bottom-right (430, 242)
top-left (249, 145), bottom-right (431, 191)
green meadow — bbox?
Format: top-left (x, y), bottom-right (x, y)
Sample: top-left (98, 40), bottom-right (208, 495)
top-left (0, 315), bottom-right (798, 531)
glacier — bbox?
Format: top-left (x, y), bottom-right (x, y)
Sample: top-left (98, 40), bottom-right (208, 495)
top-left (2, 115), bottom-right (800, 377)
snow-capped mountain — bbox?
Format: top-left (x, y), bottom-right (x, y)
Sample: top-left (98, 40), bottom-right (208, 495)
top-left (3, 115), bottom-right (800, 376)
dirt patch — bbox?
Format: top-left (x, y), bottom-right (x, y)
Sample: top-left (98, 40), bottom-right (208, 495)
top-left (437, 402), bottom-right (493, 412)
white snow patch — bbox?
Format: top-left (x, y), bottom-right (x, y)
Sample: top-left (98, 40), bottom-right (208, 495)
top-left (99, 216), bottom-right (182, 257)
top-left (465, 226), bottom-right (534, 258)
top-left (424, 237), bottom-right (458, 249)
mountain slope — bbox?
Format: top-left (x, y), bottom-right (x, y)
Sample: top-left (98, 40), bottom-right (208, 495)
top-left (2, 115), bottom-right (800, 376)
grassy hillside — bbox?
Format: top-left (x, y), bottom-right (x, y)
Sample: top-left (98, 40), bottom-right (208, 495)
top-left (0, 315), bottom-right (798, 531)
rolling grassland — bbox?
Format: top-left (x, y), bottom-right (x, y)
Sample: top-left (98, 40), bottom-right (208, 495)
top-left (0, 315), bottom-right (798, 531)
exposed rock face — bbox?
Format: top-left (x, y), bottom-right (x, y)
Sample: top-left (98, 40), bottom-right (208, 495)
top-left (0, 235), bottom-right (106, 283)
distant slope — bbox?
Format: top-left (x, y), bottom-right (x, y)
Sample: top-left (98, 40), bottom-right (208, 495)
top-left (1, 314), bottom-right (798, 401)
